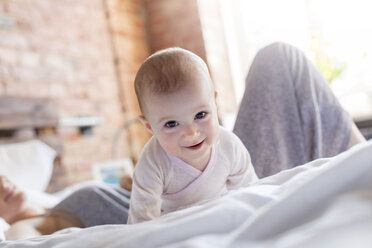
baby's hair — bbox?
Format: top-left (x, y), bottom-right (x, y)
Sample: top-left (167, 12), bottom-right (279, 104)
top-left (134, 47), bottom-right (211, 112)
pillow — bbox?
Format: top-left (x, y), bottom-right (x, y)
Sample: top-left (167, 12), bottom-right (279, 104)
top-left (0, 140), bottom-right (56, 192)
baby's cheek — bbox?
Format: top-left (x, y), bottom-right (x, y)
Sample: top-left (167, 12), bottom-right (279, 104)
top-left (158, 135), bottom-right (178, 154)
top-left (163, 143), bottom-right (174, 154)
top-left (205, 121), bottom-right (219, 142)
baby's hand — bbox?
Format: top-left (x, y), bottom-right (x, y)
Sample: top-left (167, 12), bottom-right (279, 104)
top-left (120, 174), bottom-right (133, 192)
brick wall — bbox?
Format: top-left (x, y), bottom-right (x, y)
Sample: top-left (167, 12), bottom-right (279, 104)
top-left (0, 0), bottom-right (148, 190)
top-left (144, 0), bottom-right (207, 60)
top-left (105, 0), bottom-right (151, 164)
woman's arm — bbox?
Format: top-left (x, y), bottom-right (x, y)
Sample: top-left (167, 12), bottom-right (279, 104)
top-left (5, 212), bottom-right (83, 240)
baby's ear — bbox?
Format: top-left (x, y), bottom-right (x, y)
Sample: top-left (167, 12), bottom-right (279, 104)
top-left (139, 115), bottom-right (153, 134)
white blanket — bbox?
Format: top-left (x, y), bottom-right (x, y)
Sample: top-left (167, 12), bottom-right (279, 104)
top-left (2, 141), bottom-right (372, 248)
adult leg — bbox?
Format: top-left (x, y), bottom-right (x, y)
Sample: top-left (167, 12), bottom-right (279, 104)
top-left (50, 184), bottom-right (130, 227)
top-left (233, 42), bottom-right (363, 178)
top-left (6, 184), bottom-right (131, 240)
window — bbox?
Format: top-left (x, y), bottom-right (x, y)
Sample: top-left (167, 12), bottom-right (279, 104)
top-left (222, 0), bottom-right (372, 121)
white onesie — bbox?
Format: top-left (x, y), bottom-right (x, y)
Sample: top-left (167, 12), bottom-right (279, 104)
top-left (127, 126), bottom-right (258, 224)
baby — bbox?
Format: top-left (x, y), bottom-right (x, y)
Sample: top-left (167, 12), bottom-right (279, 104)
top-left (127, 47), bottom-right (258, 224)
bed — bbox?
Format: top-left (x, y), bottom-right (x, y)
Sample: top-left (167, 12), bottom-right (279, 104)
top-left (1, 139), bottom-right (371, 247)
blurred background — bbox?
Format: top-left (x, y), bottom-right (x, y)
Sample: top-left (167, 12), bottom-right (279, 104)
top-left (0, 0), bottom-right (371, 191)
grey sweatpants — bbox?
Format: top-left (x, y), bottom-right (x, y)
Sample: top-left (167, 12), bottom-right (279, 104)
top-left (51, 184), bottom-right (130, 227)
top-left (233, 42), bottom-right (352, 178)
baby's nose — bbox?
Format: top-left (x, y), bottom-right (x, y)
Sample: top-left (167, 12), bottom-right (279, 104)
top-left (183, 124), bottom-right (199, 138)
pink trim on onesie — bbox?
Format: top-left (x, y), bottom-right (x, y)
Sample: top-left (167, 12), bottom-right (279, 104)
top-left (166, 152), bottom-right (202, 178)
top-left (162, 144), bottom-right (217, 200)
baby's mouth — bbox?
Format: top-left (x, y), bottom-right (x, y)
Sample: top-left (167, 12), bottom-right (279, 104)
top-left (186, 139), bottom-right (205, 150)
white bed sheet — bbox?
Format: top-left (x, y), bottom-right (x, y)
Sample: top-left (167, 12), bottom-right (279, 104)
top-left (1, 141), bottom-right (372, 248)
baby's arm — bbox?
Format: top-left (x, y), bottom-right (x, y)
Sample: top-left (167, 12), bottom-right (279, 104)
top-left (226, 133), bottom-right (258, 189)
top-left (127, 157), bottom-right (164, 224)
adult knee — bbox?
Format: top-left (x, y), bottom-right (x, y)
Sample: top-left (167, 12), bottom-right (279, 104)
top-left (254, 42), bottom-right (292, 65)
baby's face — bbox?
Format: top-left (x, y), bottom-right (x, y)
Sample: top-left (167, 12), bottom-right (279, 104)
top-left (141, 76), bottom-right (219, 170)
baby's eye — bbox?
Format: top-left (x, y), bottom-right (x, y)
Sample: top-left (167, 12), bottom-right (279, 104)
top-left (195, 111), bottom-right (207, 119)
top-left (165, 121), bottom-right (179, 128)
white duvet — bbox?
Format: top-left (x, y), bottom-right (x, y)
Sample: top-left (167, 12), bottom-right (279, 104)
top-left (2, 141), bottom-right (372, 248)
